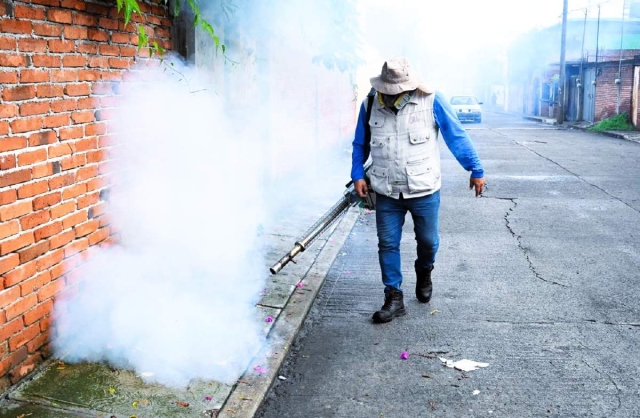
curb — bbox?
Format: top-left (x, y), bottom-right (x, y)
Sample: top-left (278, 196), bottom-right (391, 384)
top-left (568, 125), bottom-right (640, 144)
top-left (217, 209), bottom-right (359, 418)
top-left (522, 115), bottom-right (558, 125)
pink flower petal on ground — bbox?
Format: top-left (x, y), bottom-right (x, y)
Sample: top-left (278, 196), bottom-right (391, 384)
top-left (400, 351), bottom-right (409, 360)
top-left (296, 283), bottom-right (304, 288)
top-left (265, 316), bottom-right (274, 323)
top-left (204, 396), bottom-right (212, 402)
top-left (345, 270), bottom-right (351, 274)
top-left (253, 365), bottom-right (266, 374)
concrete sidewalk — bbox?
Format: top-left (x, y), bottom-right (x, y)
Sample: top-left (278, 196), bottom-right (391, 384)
top-left (0, 185), bottom-right (360, 417)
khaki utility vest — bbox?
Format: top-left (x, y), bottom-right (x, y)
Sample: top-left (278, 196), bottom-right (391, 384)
top-left (367, 90), bottom-right (441, 199)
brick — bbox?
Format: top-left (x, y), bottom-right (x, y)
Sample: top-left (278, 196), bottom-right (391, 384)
top-left (63, 83), bottom-right (90, 96)
top-left (32, 55), bottom-right (60, 68)
top-left (58, 126), bottom-right (83, 140)
top-left (72, 13), bottom-right (96, 26)
top-left (48, 143), bottom-right (73, 158)
top-left (120, 46), bottom-right (137, 57)
top-left (14, 5), bottom-right (46, 20)
top-left (27, 331), bottom-right (49, 353)
top-left (98, 17), bottom-right (118, 30)
top-left (95, 108), bottom-right (115, 121)
top-left (0, 71), bottom-right (18, 83)
top-left (0, 121), bottom-right (8, 135)
top-left (17, 182), bottom-right (48, 203)
top-left (47, 9), bottom-right (72, 24)
top-left (37, 278), bottom-right (63, 302)
top-left (74, 138), bottom-right (97, 153)
top-left (33, 192), bottom-right (61, 210)
top-left (0, 253), bottom-right (19, 275)
top-left (88, 56), bottom-right (108, 68)
top-left (48, 172), bottom-right (74, 190)
top-left (43, 114), bottom-right (70, 128)
top-left (18, 240), bottom-right (50, 263)
top-left (111, 32), bottom-right (130, 44)
top-left (87, 28), bottom-right (108, 42)
top-left (48, 39), bottom-right (74, 53)
top-left (62, 210), bottom-right (86, 230)
top-left (91, 83), bottom-right (114, 95)
top-left (77, 70), bottom-right (100, 82)
top-left (36, 84), bottom-right (63, 98)
top-left (0, 169), bottom-right (31, 189)
top-left (0, 37), bottom-right (16, 50)
top-left (49, 229), bottom-right (74, 249)
top-left (17, 39), bottom-right (47, 53)
top-left (0, 287), bottom-right (21, 310)
top-left (11, 117), bottom-right (43, 134)
top-left (51, 69), bottom-right (77, 82)
top-left (62, 183), bottom-right (86, 200)
top-left (32, 22), bottom-right (62, 37)
top-left (32, 162), bottom-right (58, 179)
top-left (34, 222), bottom-right (62, 243)
top-left (76, 42), bottom-right (97, 54)
top-left (17, 150), bottom-right (46, 167)
top-left (0, 136), bottom-right (27, 152)
top-left (99, 45), bottom-right (119, 56)
top-left (0, 19), bottom-right (32, 34)
top-left (87, 227), bottom-right (109, 245)
top-left (64, 238), bottom-right (88, 258)
top-left (51, 99), bottom-right (76, 113)
top-left (76, 97), bottom-right (96, 110)
top-left (8, 323), bottom-right (40, 353)
top-left (62, 55), bottom-right (86, 67)
top-left (28, 130), bottom-right (56, 146)
top-left (74, 219), bottom-right (98, 238)
top-left (77, 192), bottom-right (98, 209)
top-left (0, 155), bottom-right (16, 170)
top-left (35, 247), bottom-right (63, 270)
top-left (23, 299), bottom-right (53, 325)
top-left (20, 209), bottom-right (50, 230)
top-left (20, 70), bottom-right (50, 83)
top-left (50, 201), bottom-right (75, 219)
top-left (0, 103), bottom-right (17, 118)
top-left (76, 165), bottom-right (98, 181)
top-left (19, 101), bottom-right (50, 116)
top-left (0, 317), bottom-right (22, 342)
top-left (0, 53), bottom-right (28, 67)
top-left (63, 25), bottom-right (87, 39)
top-left (0, 189), bottom-right (17, 205)
top-left (0, 232), bottom-right (34, 255)
top-left (0, 220), bottom-right (19, 242)
top-left (60, 0), bottom-right (85, 10)
top-left (71, 110), bottom-right (94, 123)
top-left (61, 154), bottom-right (85, 170)
top-left (108, 58), bottom-right (131, 69)
top-left (3, 85), bottom-right (36, 101)
top-left (84, 122), bottom-right (106, 136)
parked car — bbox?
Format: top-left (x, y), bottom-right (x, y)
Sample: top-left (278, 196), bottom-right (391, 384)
top-left (450, 96), bottom-right (483, 123)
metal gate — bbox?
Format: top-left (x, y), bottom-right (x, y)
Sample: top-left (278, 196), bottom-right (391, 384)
top-left (583, 68), bottom-right (596, 122)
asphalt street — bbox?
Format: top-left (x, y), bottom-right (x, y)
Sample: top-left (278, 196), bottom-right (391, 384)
top-left (257, 112), bottom-right (640, 418)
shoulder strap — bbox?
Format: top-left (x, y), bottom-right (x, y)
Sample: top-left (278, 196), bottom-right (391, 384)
top-left (364, 87), bottom-right (376, 151)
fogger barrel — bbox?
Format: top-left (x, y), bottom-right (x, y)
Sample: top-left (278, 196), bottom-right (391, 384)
top-left (270, 162), bottom-right (372, 275)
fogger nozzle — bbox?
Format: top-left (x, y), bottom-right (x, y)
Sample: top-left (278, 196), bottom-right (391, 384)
top-left (270, 243), bottom-right (304, 274)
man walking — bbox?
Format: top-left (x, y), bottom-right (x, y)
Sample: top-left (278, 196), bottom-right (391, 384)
top-left (351, 57), bottom-right (485, 323)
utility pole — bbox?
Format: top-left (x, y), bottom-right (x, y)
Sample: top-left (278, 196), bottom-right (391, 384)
top-left (557, 0), bottom-right (569, 125)
top-left (578, 8), bottom-right (587, 121)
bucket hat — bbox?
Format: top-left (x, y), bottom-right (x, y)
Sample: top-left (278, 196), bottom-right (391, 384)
top-left (370, 57), bottom-right (434, 95)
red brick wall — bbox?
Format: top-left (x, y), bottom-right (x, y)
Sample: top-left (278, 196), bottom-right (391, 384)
top-left (595, 64), bottom-right (634, 122)
top-left (0, 0), bottom-right (171, 389)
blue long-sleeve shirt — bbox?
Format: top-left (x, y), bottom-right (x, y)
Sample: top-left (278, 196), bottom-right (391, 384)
top-left (351, 91), bottom-right (484, 182)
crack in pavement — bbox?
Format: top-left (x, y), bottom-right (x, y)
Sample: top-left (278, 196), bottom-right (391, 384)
top-left (581, 358), bottom-right (623, 413)
top-left (482, 319), bottom-right (640, 327)
top-left (482, 195), bottom-right (569, 287)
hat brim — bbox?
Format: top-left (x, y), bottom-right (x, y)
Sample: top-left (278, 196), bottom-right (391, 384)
top-left (370, 76), bottom-right (435, 95)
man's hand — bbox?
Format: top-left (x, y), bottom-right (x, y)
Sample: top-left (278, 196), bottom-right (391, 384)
top-left (354, 179), bottom-right (368, 198)
top-left (469, 176), bottom-right (485, 197)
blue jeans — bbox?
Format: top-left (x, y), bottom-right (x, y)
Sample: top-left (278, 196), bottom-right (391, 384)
top-left (375, 191), bottom-right (440, 293)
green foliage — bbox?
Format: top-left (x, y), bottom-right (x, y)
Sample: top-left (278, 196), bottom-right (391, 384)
top-left (115, 0), bottom-right (223, 57)
top-left (588, 113), bottom-right (636, 132)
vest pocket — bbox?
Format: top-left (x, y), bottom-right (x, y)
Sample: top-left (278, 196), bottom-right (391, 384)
top-left (368, 166), bottom-right (391, 195)
top-left (369, 137), bottom-right (386, 159)
top-left (405, 164), bottom-right (437, 193)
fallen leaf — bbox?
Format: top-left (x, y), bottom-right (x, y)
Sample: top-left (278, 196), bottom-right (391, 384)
top-left (175, 401), bottom-right (190, 407)
top-left (421, 374), bottom-right (431, 378)
top-left (400, 351), bottom-right (409, 360)
top-left (108, 388), bottom-right (116, 394)
top-left (302, 355), bottom-right (309, 358)
top-left (429, 400), bottom-right (436, 410)
top-left (132, 401), bottom-right (138, 408)
top-left (138, 399), bottom-right (150, 407)
top-left (239, 396), bottom-right (252, 401)
top-left (429, 309), bottom-right (440, 315)
top-left (472, 390), bottom-right (480, 395)
top-left (440, 358), bottom-right (489, 372)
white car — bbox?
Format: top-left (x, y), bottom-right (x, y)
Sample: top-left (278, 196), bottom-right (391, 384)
top-left (450, 96), bottom-right (483, 123)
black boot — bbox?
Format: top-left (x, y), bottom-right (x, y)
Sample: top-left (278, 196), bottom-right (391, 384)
top-left (415, 266), bottom-right (434, 303)
top-left (372, 289), bottom-right (406, 323)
